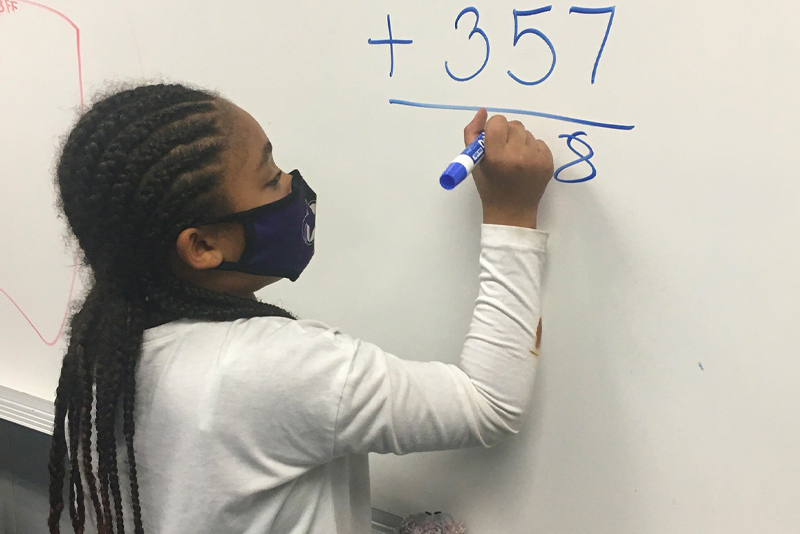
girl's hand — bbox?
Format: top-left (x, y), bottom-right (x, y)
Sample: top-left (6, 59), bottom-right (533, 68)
top-left (464, 108), bottom-right (554, 229)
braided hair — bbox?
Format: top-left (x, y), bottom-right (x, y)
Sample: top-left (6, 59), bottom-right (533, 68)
top-left (48, 83), bottom-right (296, 534)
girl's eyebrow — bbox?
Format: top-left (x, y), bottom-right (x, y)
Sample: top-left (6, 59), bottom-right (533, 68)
top-left (259, 140), bottom-right (273, 168)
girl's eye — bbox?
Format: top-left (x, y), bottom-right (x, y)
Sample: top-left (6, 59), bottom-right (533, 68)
top-left (266, 171), bottom-right (281, 188)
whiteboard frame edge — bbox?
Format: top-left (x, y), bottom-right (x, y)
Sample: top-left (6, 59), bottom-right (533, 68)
top-left (0, 385), bottom-right (54, 435)
top-left (371, 507), bottom-right (405, 533)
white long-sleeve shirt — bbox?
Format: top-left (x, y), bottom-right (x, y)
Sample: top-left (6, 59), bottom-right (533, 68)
top-left (107, 223), bottom-right (547, 534)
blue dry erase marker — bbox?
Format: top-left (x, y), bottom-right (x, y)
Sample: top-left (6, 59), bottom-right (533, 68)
top-left (440, 132), bottom-right (485, 190)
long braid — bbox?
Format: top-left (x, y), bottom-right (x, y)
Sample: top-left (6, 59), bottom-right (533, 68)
top-left (78, 314), bottom-right (105, 531)
top-left (92, 306), bottom-right (117, 533)
top-left (98, 291), bottom-right (127, 534)
top-left (48, 347), bottom-right (74, 533)
top-left (49, 299), bottom-right (95, 533)
top-left (122, 300), bottom-right (146, 534)
top-left (49, 83), bottom-right (296, 534)
top-left (67, 383), bottom-right (85, 533)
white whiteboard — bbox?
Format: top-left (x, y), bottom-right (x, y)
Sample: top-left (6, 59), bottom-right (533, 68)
top-left (2, 1), bottom-right (800, 532)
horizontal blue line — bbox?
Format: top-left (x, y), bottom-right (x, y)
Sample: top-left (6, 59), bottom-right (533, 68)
top-left (368, 39), bottom-right (414, 45)
top-left (389, 99), bottom-right (635, 131)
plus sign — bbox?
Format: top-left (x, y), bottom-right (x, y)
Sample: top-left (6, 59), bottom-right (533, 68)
top-left (368, 14), bottom-right (413, 78)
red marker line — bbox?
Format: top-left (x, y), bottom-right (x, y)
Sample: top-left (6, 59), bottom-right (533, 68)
top-left (0, 259), bottom-right (78, 347)
top-left (1, 1), bottom-right (84, 346)
top-left (18, 0), bottom-right (83, 110)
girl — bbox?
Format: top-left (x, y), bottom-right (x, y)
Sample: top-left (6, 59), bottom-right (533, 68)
top-left (48, 83), bottom-right (553, 534)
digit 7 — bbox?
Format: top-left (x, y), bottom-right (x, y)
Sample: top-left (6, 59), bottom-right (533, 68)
top-left (569, 6), bottom-right (616, 84)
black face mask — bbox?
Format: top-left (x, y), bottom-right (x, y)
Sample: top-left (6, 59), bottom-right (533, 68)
top-left (199, 170), bottom-right (316, 281)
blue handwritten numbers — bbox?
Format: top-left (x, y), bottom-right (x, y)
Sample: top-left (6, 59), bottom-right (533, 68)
top-left (569, 6), bottom-right (616, 84)
top-left (554, 131), bottom-right (597, 183)
top-left (371, 6), bottom-right (619, 84)
top-left (445, 7), bottom-right (491, 82)
top-left (368, 7), bottom-right (634, 185)
top-left (368, 14), bottom-right (414, 77)
top-left (508, 7), bottom-right (557, 86)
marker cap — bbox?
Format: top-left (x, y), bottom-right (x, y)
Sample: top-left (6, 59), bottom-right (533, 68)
top-left (440, 132), bottom-right (485, 190)
top-left (440, 162), bottom-right (468, 190)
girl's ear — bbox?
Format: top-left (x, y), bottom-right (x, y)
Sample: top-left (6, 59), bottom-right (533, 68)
top-left (174, 227), bottom-right (226, 270)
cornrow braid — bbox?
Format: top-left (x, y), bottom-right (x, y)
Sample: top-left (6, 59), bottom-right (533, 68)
top-left (48, 83), bottom-right (296, 534)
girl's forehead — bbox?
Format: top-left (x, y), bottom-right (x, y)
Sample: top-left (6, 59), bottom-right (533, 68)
top-left (223, 107), bottom-right (268, 174)
top-left (229, 105), bottom-right (268, 150)
top-left (219, 105), bottom-right (279, 211)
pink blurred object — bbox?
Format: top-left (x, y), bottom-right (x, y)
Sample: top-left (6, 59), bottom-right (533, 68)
top-left (396, 511), bottom-right (467, 534)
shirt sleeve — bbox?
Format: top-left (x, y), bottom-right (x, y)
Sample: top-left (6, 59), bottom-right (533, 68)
top-left (332, 224), bottom-right (548, 456)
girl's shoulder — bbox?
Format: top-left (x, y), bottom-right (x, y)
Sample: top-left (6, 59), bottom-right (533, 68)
top-left (142, 315), bottom-right (358, 356)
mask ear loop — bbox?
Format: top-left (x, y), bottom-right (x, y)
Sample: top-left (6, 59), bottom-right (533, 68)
top-left (200, 186), bottom-right (301, 227)
top-left (213, 216), bottom-right (258, 271)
